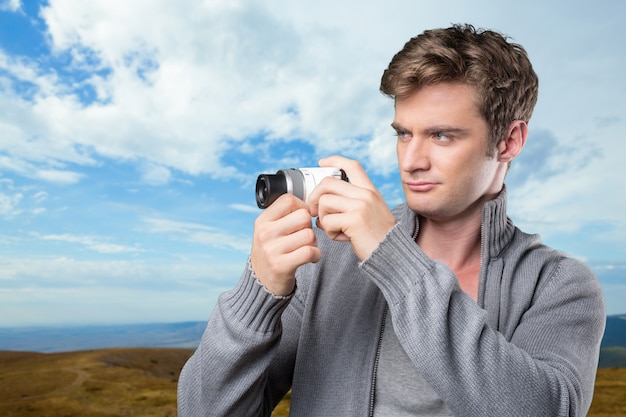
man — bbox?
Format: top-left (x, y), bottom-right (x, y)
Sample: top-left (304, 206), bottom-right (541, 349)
top-left (178, 24), bottom-right (605, 416)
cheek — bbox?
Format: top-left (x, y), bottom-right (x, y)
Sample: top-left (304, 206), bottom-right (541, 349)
top-left (444, 150), bottom-right (489, 185)
top-left (457, 155), bottom-right (500, 193)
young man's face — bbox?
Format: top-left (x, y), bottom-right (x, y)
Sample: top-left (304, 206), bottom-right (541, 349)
top-left (393, 82), bottom-right (505, 222)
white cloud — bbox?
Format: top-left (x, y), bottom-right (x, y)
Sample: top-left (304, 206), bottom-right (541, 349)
top-left (0, 178), bottom-right (23, 217)
top-left (35, 233), bottom-right (143, 254)
top-left (139, 162), bottom-right (171, 186)
top-left (0, 255), bottom-right (243, 325)
top-left (0, 254), bottom-right (240, 287)
top-left (36, 169), bottom-right (83, 184)
top-left (32, 191), bottom-right (48, 204)
top-left (366, 120), bottom-right (399, 176)
top-left (143, 217), bottom-right (251, 252)
top-left (508, 120), bottom-right (626, 252)
top-left (0, 285), bottom-right (227, 326)
top-left (0, 141), bottom-right (68, 184)
top-left (230, 203), bottom-right (260, 214)
top-left (1, 0), bottom-right (397, 180)
top-left (0, 0), bottom-right (20, 13)
top-left (0, 179), bottom-right (52, 218)
top-left (0, 190), bottom-right (23, 217)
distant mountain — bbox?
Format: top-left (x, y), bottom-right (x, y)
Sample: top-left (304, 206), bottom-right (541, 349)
top-left (601, 315), bottom-right (626, 347)
top-left (599, 346), bottom-right (626, 368)
top-left (1, 315), bottom-right (625, 365)
top-left (599, 314), bottom-right (626, 368)
top-left (0, 321), bottom-right (206, 353)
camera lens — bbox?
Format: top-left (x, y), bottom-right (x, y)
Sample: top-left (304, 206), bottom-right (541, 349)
top-left (256, 171), bottom-right (288, 208)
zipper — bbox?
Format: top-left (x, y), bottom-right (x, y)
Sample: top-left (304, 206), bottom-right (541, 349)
top-left (368, 304), bottom-right (388, 417)
top-left (478, 210), bottom-right (490, 308)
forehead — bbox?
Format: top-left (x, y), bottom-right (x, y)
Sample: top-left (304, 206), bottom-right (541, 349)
top-left (393, 83), bottom-right (483, 125)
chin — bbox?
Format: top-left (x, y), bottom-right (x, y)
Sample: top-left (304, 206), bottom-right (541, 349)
top-left (406, 200), bottom-right (434, 216)
top-left (405, 196), bottom-right (452, 219)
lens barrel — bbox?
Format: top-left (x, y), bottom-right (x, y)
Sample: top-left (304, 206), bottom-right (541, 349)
top-left (255, 171), bottom-right (288, 209)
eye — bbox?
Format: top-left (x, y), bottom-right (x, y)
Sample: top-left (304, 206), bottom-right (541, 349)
top-left (394, 129), bottom-right (411, 141)
top-left (433, 132), bottom-right (452, 142)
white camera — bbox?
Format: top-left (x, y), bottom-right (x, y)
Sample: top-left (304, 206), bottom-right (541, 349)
top-left (255, 167), bottom-right (348, 209)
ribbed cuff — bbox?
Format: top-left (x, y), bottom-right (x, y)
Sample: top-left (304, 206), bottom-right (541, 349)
top-left (221, 262), bottom-right (294, 334)
top-left (359, 223), bottom-right (436, 305)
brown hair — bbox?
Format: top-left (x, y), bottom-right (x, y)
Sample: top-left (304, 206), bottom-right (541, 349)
top-left (380, 24), bottom-right (539, 152)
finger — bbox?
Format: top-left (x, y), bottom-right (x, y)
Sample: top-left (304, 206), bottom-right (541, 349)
top-left (259, 233), bottom-right (320, 275)
top-left (263, 244), bottom-right (322, 282)
top-left (316, 214), bottom-right (350, 241)
top-left (255, 206), bottom-right (313, 245)
top-left (315, 193), bottom-right (358, 239)
top-left (258, 193), bottom-right (310, 222)
top-left (289, 243), bottom-right (323, 264)
top-left (315, 191), bottom-right (385, 241)
top-left (308, 178), bottom-right (375, 218)
top-left (318, 155), bottom-right (376, 190)
top-left (317, 212), bottom-right (351, 242)
top-left (272, 227), bottom-right (319, 258)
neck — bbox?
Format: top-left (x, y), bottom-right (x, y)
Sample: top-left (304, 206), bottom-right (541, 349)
top-left (416, 211), bottom-right (483, 272)
top-left (416, 212), bottom-right (483, 302)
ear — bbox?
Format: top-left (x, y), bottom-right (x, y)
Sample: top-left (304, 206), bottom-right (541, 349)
top-left (497, 120), bottom-right (528, 163)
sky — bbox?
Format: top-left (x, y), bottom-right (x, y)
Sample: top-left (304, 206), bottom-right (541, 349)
top-left (0, 0), bottom-right (624, 327)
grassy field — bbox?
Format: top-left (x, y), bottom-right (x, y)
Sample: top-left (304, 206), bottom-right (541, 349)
top-left (0, 348), bottom-right (185, 417)
top-left (0, 348), bottom-right (622, 416)
top-left (588, 367), bottom-right (626, 416)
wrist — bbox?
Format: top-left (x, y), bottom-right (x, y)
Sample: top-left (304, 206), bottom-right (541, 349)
top-left (248, 258), bottom-right (296, 297)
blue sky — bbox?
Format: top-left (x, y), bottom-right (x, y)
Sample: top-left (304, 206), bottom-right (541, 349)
top-left (1, 0), bottom-right (624, 327)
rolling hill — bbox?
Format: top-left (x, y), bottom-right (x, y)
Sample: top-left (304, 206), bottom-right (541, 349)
top-left (0, 314), bottom-right (623, 416)
top-left (0, 347), bottom-right (621, 416)
top-left (0, 348), bottom-right (290, 417)
top-left (0, 348), bottom-right (190, 417)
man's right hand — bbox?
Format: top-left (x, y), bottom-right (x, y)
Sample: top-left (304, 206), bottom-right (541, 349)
top-left (250, 193), bottom-right (322, 296)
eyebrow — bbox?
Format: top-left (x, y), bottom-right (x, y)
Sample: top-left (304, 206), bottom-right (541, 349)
top-left (390, 122), bottom-right (406, 131)
top-left (391, 122), bottom-right (471, 136)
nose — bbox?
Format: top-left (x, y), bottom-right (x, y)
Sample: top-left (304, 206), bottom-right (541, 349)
top-left (398, 137), bottom-right (430, 173)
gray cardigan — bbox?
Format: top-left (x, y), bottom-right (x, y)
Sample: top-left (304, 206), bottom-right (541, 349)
top-left (178, 189), bottom-right (605, 416)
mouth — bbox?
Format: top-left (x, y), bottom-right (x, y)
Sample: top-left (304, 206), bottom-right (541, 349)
top-left (404, 181), bottom-right (437, 192)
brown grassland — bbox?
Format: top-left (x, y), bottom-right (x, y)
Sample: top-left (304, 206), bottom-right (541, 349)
top-left (0, 348), bottom-right (622, 416)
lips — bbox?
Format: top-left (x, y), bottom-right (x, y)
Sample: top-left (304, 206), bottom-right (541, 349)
top-left (404, 181), bottom-right (437, 192)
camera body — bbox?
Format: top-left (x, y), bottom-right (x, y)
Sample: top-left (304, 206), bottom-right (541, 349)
top-left (256, 167), bottom-right (348, 209)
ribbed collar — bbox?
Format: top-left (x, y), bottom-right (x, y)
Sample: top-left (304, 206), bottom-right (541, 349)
top-left (394, 186), bottom-right (515, 260)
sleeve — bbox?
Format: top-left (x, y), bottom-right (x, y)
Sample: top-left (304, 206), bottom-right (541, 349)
top-left (177, 261), bottom-right (301, 417)
top-left (359, 224), bottom-right (605, 417)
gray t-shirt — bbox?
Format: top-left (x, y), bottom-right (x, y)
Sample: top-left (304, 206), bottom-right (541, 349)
top-left (374, 312), bottom-right (453, 416)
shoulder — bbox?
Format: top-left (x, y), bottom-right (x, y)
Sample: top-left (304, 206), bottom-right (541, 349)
top-left (505, 227), bottom-right (603, 306)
